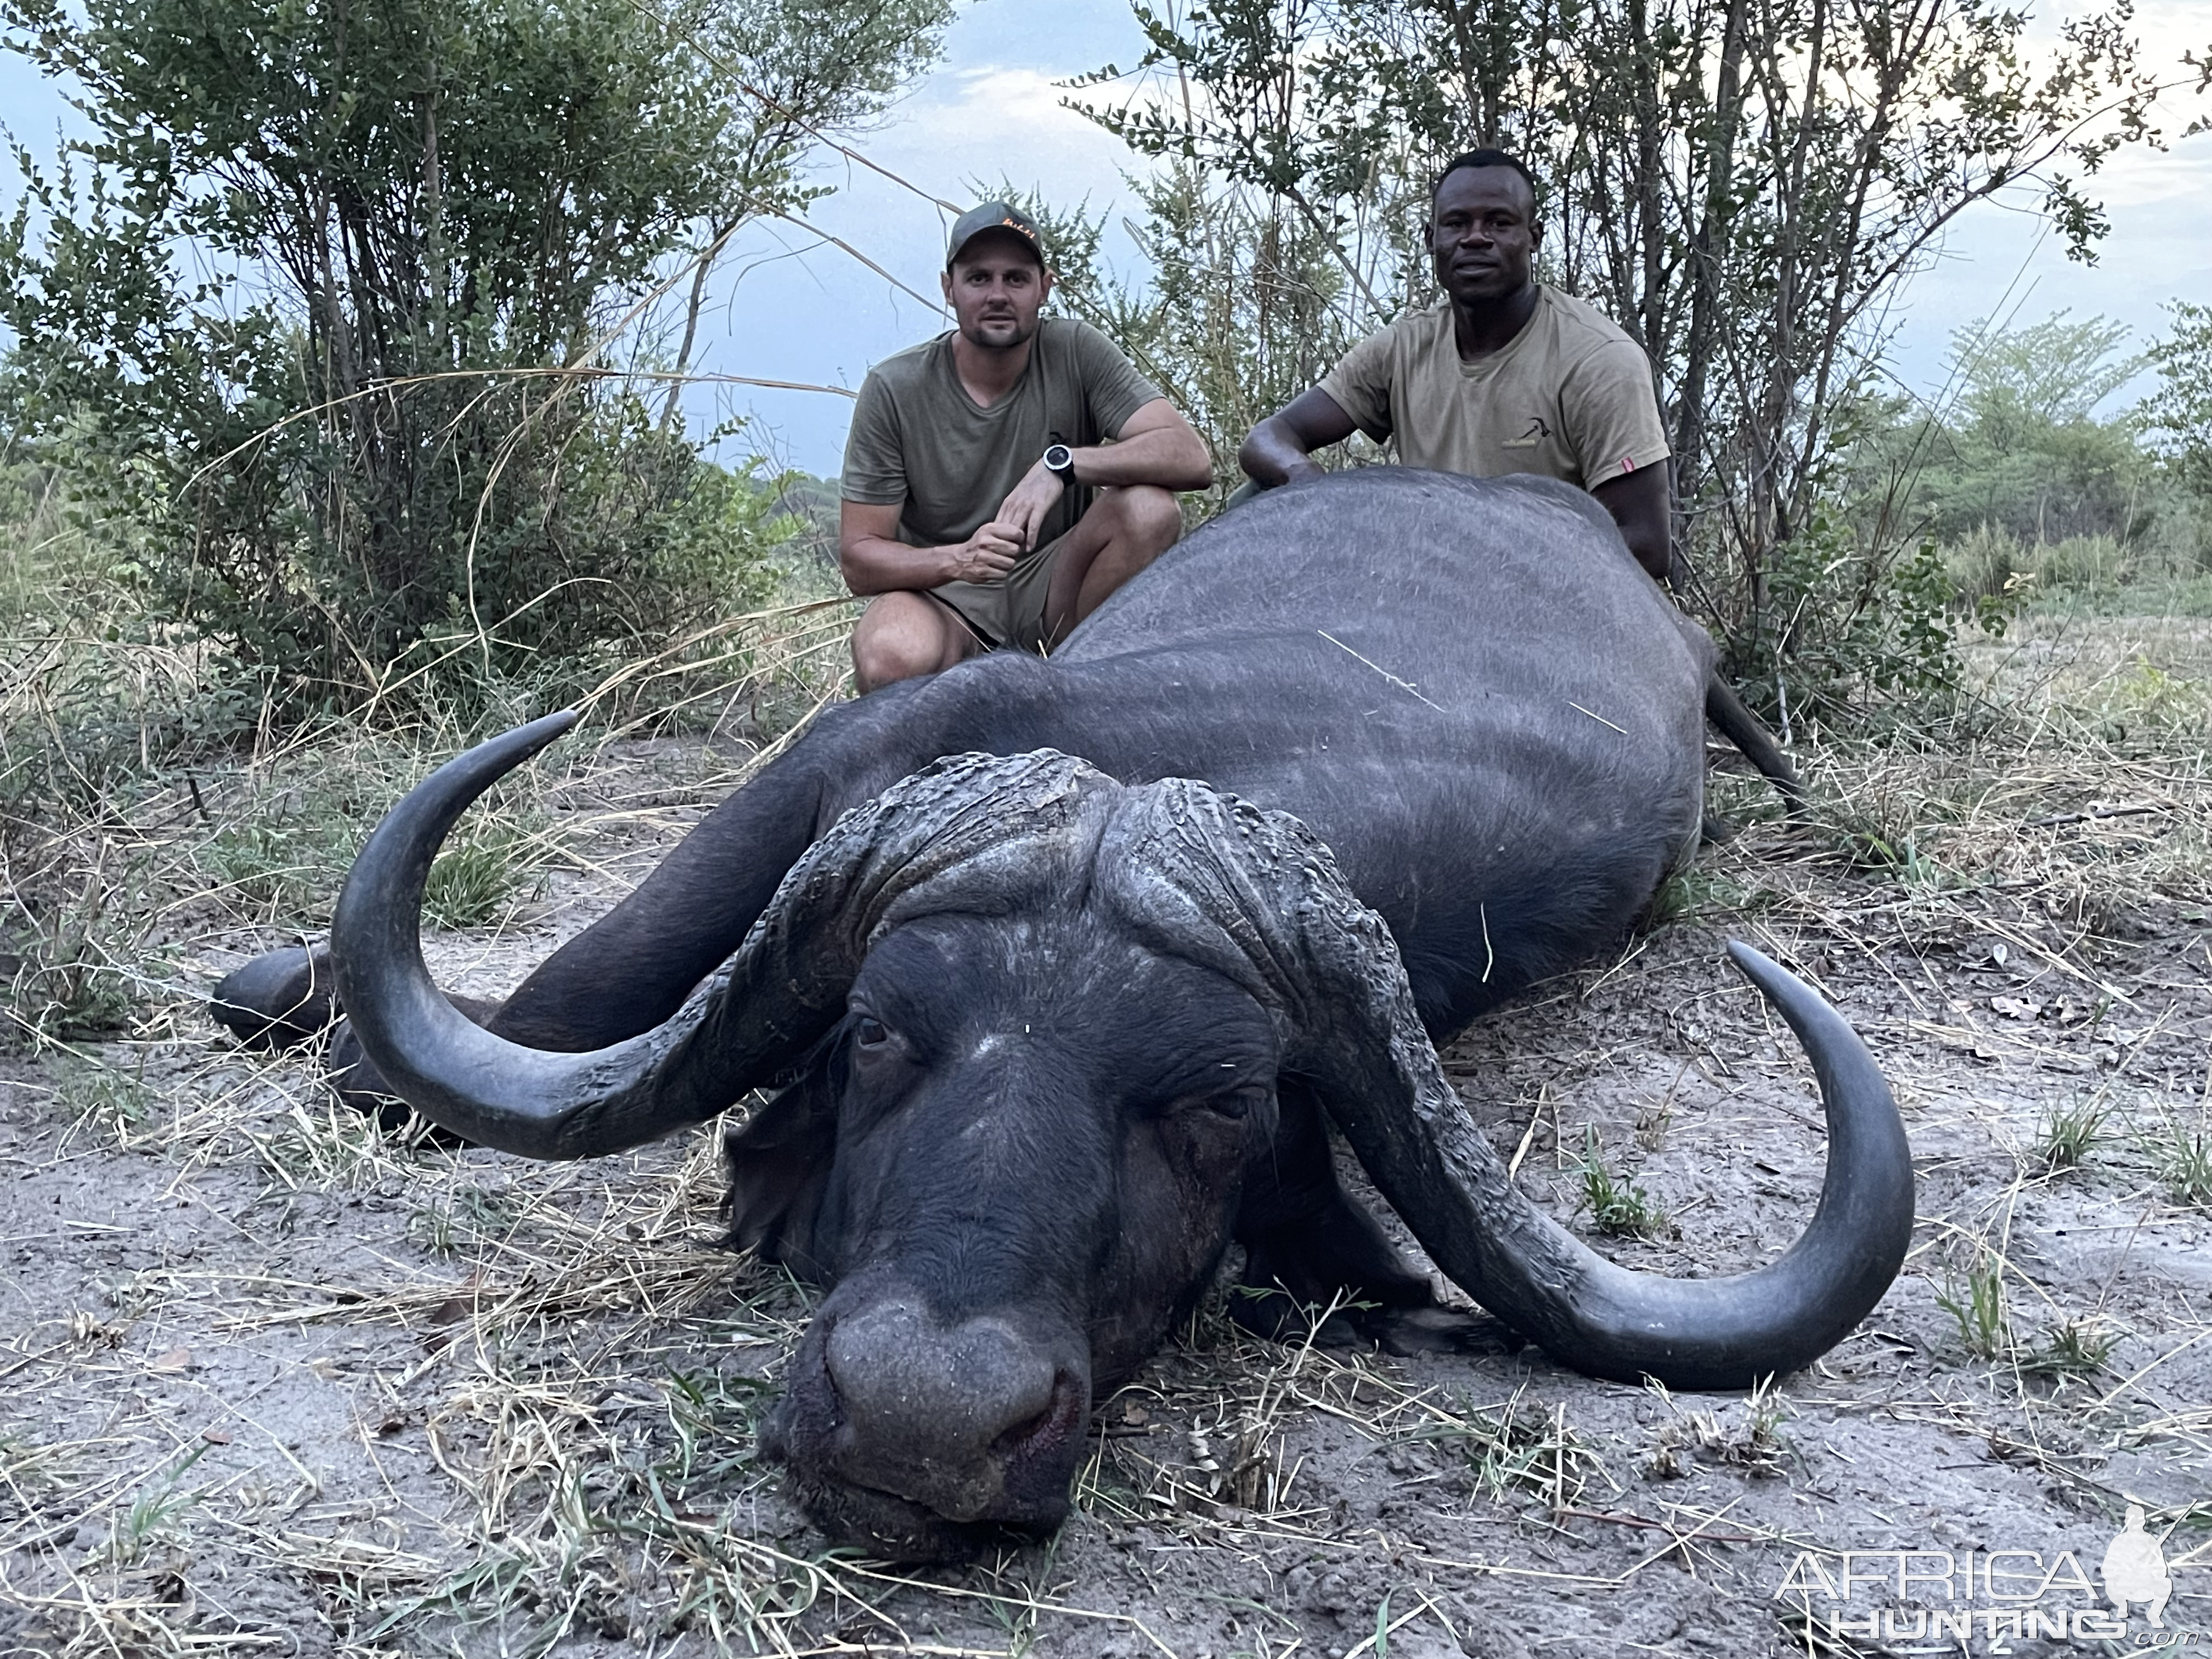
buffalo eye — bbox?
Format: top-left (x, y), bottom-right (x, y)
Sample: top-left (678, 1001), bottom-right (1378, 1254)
top-left (853, 1014), bottom-right (890, 1050)
top-left (1203, 1088), bottom-right (1260, 1121)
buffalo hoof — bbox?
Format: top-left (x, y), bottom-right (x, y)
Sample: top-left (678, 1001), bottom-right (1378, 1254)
top-left (210, 944), bottom-right (338, 1049)
top-left (1229, 1282), bottom-right (1520, 1357)
top-left (1361, 1302), bottom-right (1524, 1358)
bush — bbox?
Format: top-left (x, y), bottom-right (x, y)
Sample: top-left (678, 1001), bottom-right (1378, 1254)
top-left (1, 0), bottom-right (947, 713)
top-left (1946, 528), bottom-right (2135, 608)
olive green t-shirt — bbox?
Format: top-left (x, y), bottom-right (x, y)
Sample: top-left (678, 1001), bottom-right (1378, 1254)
top-left (840, 318), bottom-right (1164, 548)
top-left (1319, 287), bottom-right (1671, 489)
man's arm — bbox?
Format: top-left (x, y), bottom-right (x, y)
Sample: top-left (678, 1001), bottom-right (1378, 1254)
top-left (1237, 389), bottom-right (1362, 489)
top-left (1590, 461), bottom-right (1672, 582)
top-left (838, 501), bottom-right (1023, 596)
top-left (996, 397), bottom-right (1212, 551)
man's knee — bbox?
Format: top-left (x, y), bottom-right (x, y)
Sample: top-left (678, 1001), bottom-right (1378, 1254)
top-left (851, 595), bottom-right (953, 691)
top-left (1114, 483), bottom-right (1184, 554)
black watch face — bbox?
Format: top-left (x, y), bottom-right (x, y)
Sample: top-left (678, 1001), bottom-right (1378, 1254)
top-left (1045, 444), bottom-right (1074, 473)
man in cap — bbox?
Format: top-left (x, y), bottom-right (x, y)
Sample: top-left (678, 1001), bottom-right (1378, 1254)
top-left (839, 202), bottom-right (1214, 690)
top-left (1237, 149), bottom-right (1674, 580)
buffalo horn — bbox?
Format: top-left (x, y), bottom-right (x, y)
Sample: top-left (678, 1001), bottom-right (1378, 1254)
top-left (331, 726), bottom-right (1102, 1159)
top-left (1280, 827), bottom-right (1911, 1388)
top-left (1109, 780), bottom-right (1912, 1391)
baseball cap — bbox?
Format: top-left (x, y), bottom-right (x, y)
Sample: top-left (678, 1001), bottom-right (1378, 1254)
top-left (946, 201), bottom-right (1046, 269)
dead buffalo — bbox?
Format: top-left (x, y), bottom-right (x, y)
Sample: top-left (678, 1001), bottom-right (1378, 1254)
top-left (227, 467), bottom-right (1912, 1561)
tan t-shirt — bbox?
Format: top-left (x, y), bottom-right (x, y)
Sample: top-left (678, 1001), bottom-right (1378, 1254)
top-left (1319, 287), bottom-right (1671, 489)
top-left (842, 317), bottom-right (1163, 549)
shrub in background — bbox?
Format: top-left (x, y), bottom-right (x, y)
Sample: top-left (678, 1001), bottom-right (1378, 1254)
top-left (0, 0), bottom-right (948, 714)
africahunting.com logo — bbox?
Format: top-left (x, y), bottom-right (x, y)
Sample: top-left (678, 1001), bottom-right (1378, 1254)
top-left (1776, 1506), bottom-right (2203, 1652)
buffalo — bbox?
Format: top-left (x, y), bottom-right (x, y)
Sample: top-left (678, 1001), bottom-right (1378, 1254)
top-left (217, 468), bottom-right (1912, 1561)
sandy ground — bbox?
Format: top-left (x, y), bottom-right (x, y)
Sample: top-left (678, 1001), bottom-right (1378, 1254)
top-left (3, 614), bottom-right (2209, 1658)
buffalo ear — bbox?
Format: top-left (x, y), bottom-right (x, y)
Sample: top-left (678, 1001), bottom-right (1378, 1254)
top-left (721, 1062), bottom-right (837, 1278)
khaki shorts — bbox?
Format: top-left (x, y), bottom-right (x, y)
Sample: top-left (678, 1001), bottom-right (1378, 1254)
top-left (928, 528), bottom-right (1075, 656)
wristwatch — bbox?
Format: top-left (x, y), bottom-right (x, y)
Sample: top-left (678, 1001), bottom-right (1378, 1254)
top-left (1043, 441), bottom-right (1077, 487)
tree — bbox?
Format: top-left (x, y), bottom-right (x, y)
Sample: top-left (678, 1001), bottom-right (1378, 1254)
top-left (1008, 168), bottom-right (1365, 496)
top-left (1069, 0), bottom-right (2181, 709)
top-left (1903, 312), bottom-right (2151, 548)
top-left (0, 0), bottom-right (950, 703)
top-left (2142, 301), bottom-right (2212, 501)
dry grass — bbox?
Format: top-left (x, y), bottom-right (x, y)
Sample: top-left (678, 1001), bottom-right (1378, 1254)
top-left (2, 586), bottom-right (2208, 1655)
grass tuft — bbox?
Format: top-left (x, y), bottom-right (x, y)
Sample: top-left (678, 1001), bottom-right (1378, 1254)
top-left (1576, 1126), bottom-right (1669, 1238)
top-left (2037, 1096), bottom-right (2112, 1173)
top-left (1937, 1250), bottom-right (2011, 1361)
top-left (57, 1063), bottom-right (159, 1147)
top-left (424, 822), bottom-right (546, 929)
top-left (2156, 1120), bottom-right (2212, 1209)
top-left (2020, 1318), bottom-right (2119, 1380)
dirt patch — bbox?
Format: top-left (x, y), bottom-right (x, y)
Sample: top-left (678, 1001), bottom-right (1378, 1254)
top-left (4, 618), bottom-right (2209, 1657)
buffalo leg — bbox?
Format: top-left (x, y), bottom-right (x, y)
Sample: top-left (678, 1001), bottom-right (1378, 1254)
top-left (1232, 1082), bottom-right (1511, 1356)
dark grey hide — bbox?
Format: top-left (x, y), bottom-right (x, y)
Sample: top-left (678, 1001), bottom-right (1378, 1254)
top-left (314, 469), bottom-right (1912, 1560)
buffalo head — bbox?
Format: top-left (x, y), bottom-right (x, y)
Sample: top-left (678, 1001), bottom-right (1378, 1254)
top-left (331, 713), bottom-right (1912, 1560)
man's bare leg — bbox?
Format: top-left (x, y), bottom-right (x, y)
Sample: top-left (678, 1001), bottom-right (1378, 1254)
top-left (850, 591), bottom-right (984, 693)
top-left (1040, 485), bottom-right (1184, 648)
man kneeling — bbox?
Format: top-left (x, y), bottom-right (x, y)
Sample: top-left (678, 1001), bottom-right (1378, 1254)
top-left (839, 202), bottom-right (1212, 690)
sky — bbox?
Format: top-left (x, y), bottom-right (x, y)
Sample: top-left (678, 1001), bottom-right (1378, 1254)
top-left (4, 0), bottom-right (2208, 476)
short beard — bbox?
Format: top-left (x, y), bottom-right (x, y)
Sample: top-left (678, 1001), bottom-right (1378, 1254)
top-left (958, 312), bottom-right (1039, 352)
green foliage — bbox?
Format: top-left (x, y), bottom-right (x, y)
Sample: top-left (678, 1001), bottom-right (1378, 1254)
top-left (103, 1444), bottom-right (211, 1566)
top-left (2159, 1121), bottom-right (2212, 1210)
top-left (1945, 528), bottom-right (2138, 610)
top-left (2037, 1097), bottom-right (2112, 1173)
top-left (1575, 1127), bottom-right (1667, 1239)
top-left (424, 822), bottom-right (548, 930)
top-left (2142, 301), bottom-right (2212, 501)
top-left (0, 0), bottom-right (947, 708)
top-left (1725, 395), bottom-right (2024, 721)
top-left (1938, 1251), bottom-right (2010, 1360)
top-left (408, 1186), bottom-right (529, 1256)
top-left (1953, 313), bottom-right (2142, 439)
top-left (57, 1064), bottom-right (159, 1141)
top-left (2020, 1318), bottom-right (2117, 1380)
top-left (1837, 312), bottom-right (2210, 631)
top-left (1923, 316), bottom-right (2151, 547)
top-left (199, 814), bottom-right (363, 921)
top-left (1061, 0), bottom-right (2165, 715)
top-left (1645, 868), bottom-right (1765, 927)
top-left (1406, 1386), bottom-right (1601, 1505)
top-left (5, 925), bottom-right (137, 1046)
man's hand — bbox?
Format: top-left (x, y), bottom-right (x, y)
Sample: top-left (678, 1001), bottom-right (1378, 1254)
top-left (840, 500), bottom-right (1019, 595)
top-left (994, 458), bottom-right (1065, 554)
top-left (943, 521), bottom-right (1025, 582)
top-left (1238, 388), bottom-right (1361, 488)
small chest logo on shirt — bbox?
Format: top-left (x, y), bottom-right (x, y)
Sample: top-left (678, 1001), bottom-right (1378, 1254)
top-left (1502, 415), bottom-right (1553, 449)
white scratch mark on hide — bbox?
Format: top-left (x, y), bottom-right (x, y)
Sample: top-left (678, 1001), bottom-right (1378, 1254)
top-left (1316, 630), bottom-right (1444, 712)
top-left (1568, 701), bottom-right (1628, 735)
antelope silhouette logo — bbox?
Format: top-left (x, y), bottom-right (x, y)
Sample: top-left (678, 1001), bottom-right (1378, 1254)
top-left (2102, 1505), bottom-right (2172, 1628)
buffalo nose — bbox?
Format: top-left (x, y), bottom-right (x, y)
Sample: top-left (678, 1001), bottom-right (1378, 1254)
top-left (823, 1300), bottom-right (1066, 1518)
